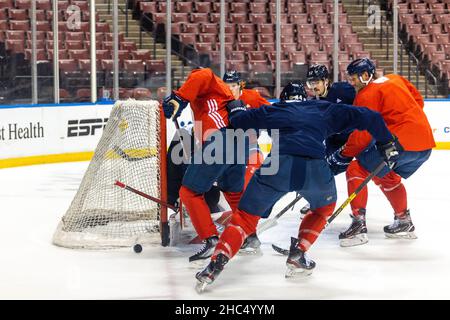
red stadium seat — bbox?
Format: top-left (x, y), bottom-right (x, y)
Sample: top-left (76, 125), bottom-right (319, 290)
top-left (36, 0), bottom-right (51, 10)
top-left (238, 23), bottom-right (255, 34)
top-left (195, 2), bottom-right (211, 13)
top-left (133, 88), bottom-right (152, 100)
top-left (228, 51), bottom-right (246, 61)
top-left (131, 49), bottom-right (152, 61)
top-left (247, 51), bottom-right (267, 62)
top-left (249, 2), bottom-right (267, 14)
top-left (200, 23), bottom-right (218, 34)
top-left (176, 2), bottom-right (193, 13)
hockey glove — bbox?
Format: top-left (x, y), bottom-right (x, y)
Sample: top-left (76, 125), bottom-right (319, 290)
top-left (326, 146), bottom-right (353, 175)
top-left (226, 99), bottom-right (247, 115)
top-left (162, 92), bottom-right (188, 120)
top-left (376, 135), bottom-right (403, 167)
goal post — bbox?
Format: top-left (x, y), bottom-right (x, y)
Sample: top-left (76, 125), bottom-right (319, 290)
top-left (53, 99), bottom-right (168, 249)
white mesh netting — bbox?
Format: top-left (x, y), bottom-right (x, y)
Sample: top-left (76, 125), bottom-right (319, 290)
top-left (53, 99), bottom-right (166, 249)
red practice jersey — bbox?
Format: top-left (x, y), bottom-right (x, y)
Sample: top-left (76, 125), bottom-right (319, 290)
top-left (342, 74), bottom-right (436, 157)
top-left (175, 68), bottom-right (235, 141)
top-left (239, 88), bottom-right (270, 145)
top-left (240, 89), bottom-right (270, 109)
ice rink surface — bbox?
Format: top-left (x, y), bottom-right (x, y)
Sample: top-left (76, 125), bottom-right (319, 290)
top-left (0, 150), bottom-right (449, 300)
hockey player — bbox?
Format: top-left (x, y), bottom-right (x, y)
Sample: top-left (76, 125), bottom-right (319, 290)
top-left (222, 70), bottom-right (271, 253)
top-left (166, 121), bottom-right (221, 213)
top-left (298, 65), bottom-right (357, 216)
top-left (195, 82), bottom-right (402, 291)
top-left (306, 64), bottom-right (355, 105)
top-left (162, 68), bottom-right (248, 263)
top-left (328, 58), bottom-right (435, 247)
top-left (222, 70), bottom-right (270, 188)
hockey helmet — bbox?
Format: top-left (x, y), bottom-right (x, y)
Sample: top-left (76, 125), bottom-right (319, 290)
top-left (346, 58), bottom-right (376, 77)
top-left (279, 82), bottom-right (307, 102)
top-left (223, 70), bottom-right (242, 84)
top-left (306, 64), bottom-right (329, 82)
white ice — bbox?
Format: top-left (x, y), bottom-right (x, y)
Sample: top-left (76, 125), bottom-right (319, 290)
top-left (1, 151), bottom-right (449, 300)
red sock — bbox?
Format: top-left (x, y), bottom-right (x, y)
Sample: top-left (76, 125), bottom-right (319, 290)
top-left (223, 191), bottom-right (243, 213)
top-left (179, 186), bottom-right (217, 240)
top-left (244, 151), bottom-right (264, 189)
top-left (297, 203), bottom-right (335, 252)
top-left (346, 161), bottom-right (369, 215)
top-left (373, 171), bottom-right (407, 215)
top-left (213, 209), bottom-right (260, 260)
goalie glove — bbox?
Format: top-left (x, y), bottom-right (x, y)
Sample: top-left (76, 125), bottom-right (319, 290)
top-left (162, 92), bottom-right (188, 120)
top-left (326, 146), bottom-right (353, 175)
top-left (376, 135), bottom-right (403, 167)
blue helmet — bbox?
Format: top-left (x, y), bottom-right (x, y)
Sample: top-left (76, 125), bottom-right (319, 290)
top-left (223, 70), bottom-right (242, 83)
top-left (279, 82), bottom-right (307, 102)
top-left (346, 58), bottom-right (376, 77)
top-left (306, 64), bottom-right (329, 81)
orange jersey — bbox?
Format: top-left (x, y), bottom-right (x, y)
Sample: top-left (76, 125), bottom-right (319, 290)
top-left (240, 89), bottom-right (270, 109)
top-left (175, 68), bottom-right (235, 141)
top-left (239, 89), bottom-right (270, 145)
top-left (342, 74), bottom-right (435, 157)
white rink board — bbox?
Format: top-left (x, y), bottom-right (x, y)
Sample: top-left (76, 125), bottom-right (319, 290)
top-left (0, 104), bottom-right (113, 159)
top-left (0, 100), bottom-right (449, 164)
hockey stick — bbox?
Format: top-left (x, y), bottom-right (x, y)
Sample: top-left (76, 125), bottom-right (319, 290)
top-left (114, 180), bottom-right (178, 211)
top-left (272, 161), bottom-right (387, 255)
top-left (256, 193), bottom-right (303, 235)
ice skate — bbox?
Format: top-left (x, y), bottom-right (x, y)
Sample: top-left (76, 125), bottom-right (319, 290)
top-left (195, 253), bottom-right (229, 293)
top-left (384, 209), bottom-right (417, 239)
top-left (238, 233), bottom-right (262, 255)
top-left (189, 236), bottom-right (219, 265)
top-left (339, 209), bottom-right (368, 247)
top-left (285, 237), bottom-right (315, 278)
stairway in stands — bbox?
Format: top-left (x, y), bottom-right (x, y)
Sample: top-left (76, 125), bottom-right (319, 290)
top-left (95, 0), bottom-right (192, 89)
top-left (342, 0), bottom-right (444, 98)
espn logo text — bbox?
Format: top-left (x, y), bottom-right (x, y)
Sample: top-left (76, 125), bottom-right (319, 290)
top-left (67, 118), bottom-right (108, 137)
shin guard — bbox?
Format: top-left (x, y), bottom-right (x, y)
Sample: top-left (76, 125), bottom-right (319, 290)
top-left (373, 171), bottom-right (407, 215)
top-left (179, 186), bottom-right (217, 240)
top-left (297, 203), bottom-right (335, 252)
top-left (346, 161), bottom-right (369, 214)
top-left (213, 209), bottom-right (260, 260)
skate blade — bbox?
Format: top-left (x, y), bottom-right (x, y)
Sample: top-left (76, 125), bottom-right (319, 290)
top-left (195, 280), bottom-right (208, 294)
top-left (339, 234), bottom-right (369, 247)
top-left (189, 259), bottom-right (210, 269)
top-left (237, 247), bottom-right (262, 256)
top-left (385, 231), bottom-right (417, 239)
top-left (285, 265), bottom-right (313, 278)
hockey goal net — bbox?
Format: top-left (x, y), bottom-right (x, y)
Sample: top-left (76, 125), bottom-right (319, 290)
top-left (53, 99), bottom-right (168, 249)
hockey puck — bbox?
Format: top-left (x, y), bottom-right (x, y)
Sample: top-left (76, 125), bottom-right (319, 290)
top-left (133, 244), bottom-right (142, 253)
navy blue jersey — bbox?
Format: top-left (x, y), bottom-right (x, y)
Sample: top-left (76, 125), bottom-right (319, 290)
top-left (320, 81), bottom-right (356, 155)
top-left (229, 100), bottom-right (393, 159)
top-left (323, 81), bottom-right (356, 105)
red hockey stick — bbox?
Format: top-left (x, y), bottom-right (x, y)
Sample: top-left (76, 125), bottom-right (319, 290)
top-left (114, 180), bottom-right (178, 212)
